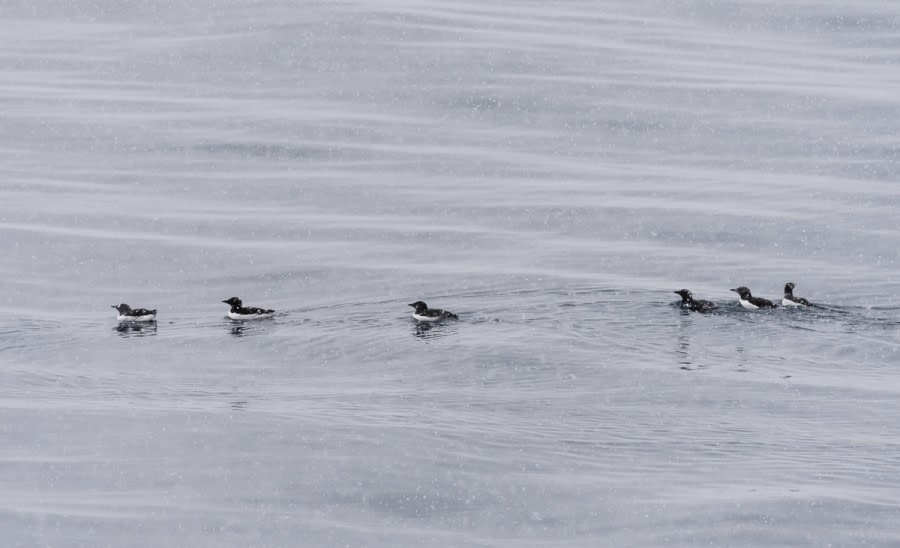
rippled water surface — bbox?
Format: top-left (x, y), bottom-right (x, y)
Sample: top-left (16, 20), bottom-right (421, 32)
top-left (2, 1), bottom-right (900, 546)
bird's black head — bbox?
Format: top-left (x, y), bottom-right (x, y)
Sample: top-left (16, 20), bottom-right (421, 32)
top-left (112, 303), bottom-right (131, 314)
top-left (674, 289), bottom-right (693, 301)
top-left (222, 297), bottom-right (242, 307)
top-left (408, 301), bottom-right (427, 312)
top-left (784, 282), bottom-right (796, 293)
top-left (730, 286), bottom-right (752, 299)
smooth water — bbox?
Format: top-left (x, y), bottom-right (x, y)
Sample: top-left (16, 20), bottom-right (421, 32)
top-left (2, 1), bottom-right (900, 546)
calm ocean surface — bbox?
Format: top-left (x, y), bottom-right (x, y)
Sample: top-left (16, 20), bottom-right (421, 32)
top-left (2, 1), bottom-right (900, 546)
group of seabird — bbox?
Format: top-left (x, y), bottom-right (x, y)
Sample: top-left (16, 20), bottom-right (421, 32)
top-left (112, 283), bottom-right (811, 324)
top-left (674, 282), bottom-right (812, 312)
top-left (112, 298), bottom-right (457, 323)
top-left (113, 297), bottom-right (277, 322)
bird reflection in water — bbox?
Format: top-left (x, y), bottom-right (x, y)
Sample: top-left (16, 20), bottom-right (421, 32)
top-left (677, 336), bottom-right (692, 370)
top-left (412, 320), bottom-right (457, 341)
top-left (227, 315), bottom-right (277, 337)
top-left (735, 345), bottom-right (748, 372)
top-left (114, 321), bottom-right (157, 337)
top-left (675, 315), bottom-right (707, 371)
top-left (227, 321), bottom-right (274, 337)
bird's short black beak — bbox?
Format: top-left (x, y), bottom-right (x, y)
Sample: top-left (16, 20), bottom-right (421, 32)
top-left (222, 300), bottom-right (229, 303)
top-left (407, 303), bottom-right (415, 307)
top-left (673, 291), bottom-right (680, 295)
top-left (110, 305), bottom-right (116, 309)
top-left (729, 288), bottom-right (737, 293)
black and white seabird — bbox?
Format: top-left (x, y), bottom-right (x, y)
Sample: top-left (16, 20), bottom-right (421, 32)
top-left (673, 289), bottom-right (717, 312)
top-left (112, 303), bottom-right (157, 321)
top-left (408, 301), bottom-right (458, 322)
top-left (222, 297), bottom-right (274, 320)
top-left (730, 286), bottom-right (777, 309)
top-left (782, 282), bottom-right (811, 306)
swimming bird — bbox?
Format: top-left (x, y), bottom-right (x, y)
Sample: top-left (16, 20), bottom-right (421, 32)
top-left (111, 303), bottom-right (157, 321)
top-left (408, 301), bottom-right (458, 322)
top-left (782, 282), bottom-right (811, 306)
top-left (222, 297), bottom-right (274, 320)
top-left (730, 287), bottom-right (777, 309)
top-left (673, 289), bottom-right (717, 312)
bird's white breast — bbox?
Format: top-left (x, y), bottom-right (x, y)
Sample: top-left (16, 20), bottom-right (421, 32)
top-left (118, 313), bottom-right (156, 321)
top-left (228, 311), bottom-right (273, 320)
top-left (412, 312), bottom-right (441, 322)
top-left (782, 298), bottom-right (802, 307)
top-left (738, 298), bottom-right (758, 310)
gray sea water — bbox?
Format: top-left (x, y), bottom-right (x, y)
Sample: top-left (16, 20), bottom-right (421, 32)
top-left (2, 1), bottom-right (900, 546)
